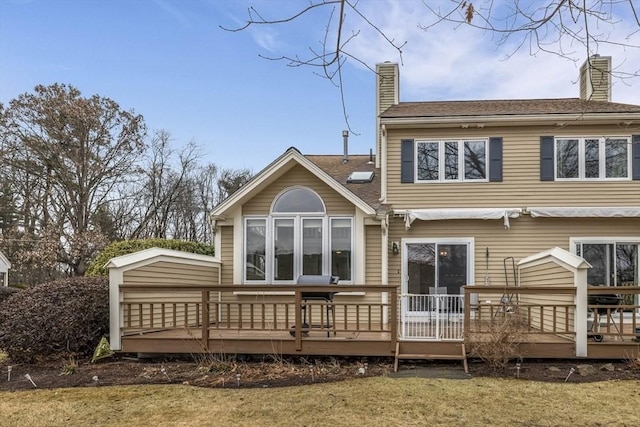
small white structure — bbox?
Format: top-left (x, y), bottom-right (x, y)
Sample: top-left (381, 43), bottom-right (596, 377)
top-left (0, 251), bottom-right (11, 287)
top-left (518, 247), bottom-right (591, 357)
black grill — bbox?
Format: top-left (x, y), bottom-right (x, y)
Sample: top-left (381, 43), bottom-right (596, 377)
top-left (290, 275), bottom-right (339, 337)
top-left (588, 294), bottom-right (623, 313)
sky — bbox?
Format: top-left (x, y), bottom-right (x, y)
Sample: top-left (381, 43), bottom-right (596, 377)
top-left (1, 0), bottom-right (639, 173)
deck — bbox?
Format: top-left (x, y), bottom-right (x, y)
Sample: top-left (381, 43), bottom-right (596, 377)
top-left (115, 284), bottom-right (640, 360)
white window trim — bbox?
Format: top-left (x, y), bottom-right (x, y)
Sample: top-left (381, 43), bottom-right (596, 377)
top-left (555, 136), bottom-right (632, 181)
top-left (400, 237), bottom-right (476, 296)
top-left (415, 139), bottom-right (488, 183)
top-left (240, 215), bottom-right (355, 286)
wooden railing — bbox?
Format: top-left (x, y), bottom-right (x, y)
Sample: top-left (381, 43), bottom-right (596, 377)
top-left (463, 286), bottom-right (579, 341)
top-left (587, 286), bottom-right (640, 342)
top-left (463, 285), bottom-right (640, 343)
top-left (120, 284), bottom-right (397, 351)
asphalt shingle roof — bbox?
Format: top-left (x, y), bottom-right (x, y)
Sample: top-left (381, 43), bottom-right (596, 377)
top-left (305, 154), bottom-right (381, 211)
top-left (381, 98), bottom-right (640, 118)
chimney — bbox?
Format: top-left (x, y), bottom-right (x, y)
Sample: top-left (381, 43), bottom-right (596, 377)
top-left (376, 62), bottom-right (399, 168)
top-left (579, 55), bottom-right (611, 102)
top-left (342, 130), bottom-right (349, 163)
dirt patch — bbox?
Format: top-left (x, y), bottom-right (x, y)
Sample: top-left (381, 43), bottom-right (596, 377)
top-left (0, 355), bottom-right (638, 391)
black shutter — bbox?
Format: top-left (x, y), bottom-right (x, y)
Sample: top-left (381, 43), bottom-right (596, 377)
top-left (632, 135), bottom-right (640, 180)
top-left (540, 136), bottom-right (555, 181)
top-left (489, 137), bottom-right (503, 182)
top-left (401, 139), bottom-right (415, 183)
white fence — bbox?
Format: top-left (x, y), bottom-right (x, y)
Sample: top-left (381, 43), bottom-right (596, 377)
top-left (400, 294), bottom-right (465, 340)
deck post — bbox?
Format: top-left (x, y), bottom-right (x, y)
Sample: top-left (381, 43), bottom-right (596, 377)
top-left (575, 273), bottom-right (588, 357)
top-left (463, 287), bottom-right (471, 335)
top-left (389, 287), bottom-right (397, 352)
top-left (294, 289), bottom-right (302, 351)
top-left (201, 290), bottom-right (210, 351)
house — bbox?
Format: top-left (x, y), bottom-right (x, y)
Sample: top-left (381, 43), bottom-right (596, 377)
top-left (109, 56), bottom-right (640, 363)
top-left (0, 251), bottom-right (10, 287)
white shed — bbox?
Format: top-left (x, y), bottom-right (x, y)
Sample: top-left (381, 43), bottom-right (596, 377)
top-left (0, 251), bottom-right (11, 287)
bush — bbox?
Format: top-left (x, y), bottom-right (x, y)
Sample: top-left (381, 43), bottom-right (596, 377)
top-left (466, 313), bottom-right (526, 370)
top-left (0, 286), bottom-right (20, 305)
top-left (86, 238), bottom-right (216, 276)
top-left (0, 277), bottom-right (109, 362)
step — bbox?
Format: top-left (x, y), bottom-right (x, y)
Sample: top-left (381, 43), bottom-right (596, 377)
top-left (396, 353), bottom-right (466, 360)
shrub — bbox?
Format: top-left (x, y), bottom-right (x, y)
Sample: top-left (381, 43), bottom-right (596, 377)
top-left (0, 286), bottom-right (20, 305)
top-left (0, 277), bottom-right (109, 362)
top-left (86, 238), bottom-right (215, 276)
top-left (466, 313), bottom-right (526, 370)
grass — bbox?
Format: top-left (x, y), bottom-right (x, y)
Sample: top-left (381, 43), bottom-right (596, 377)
top-left (1, 377), bottom-right (639, 426)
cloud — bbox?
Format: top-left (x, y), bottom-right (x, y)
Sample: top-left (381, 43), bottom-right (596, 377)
top-left (343, 0), bottom-right (639, 104)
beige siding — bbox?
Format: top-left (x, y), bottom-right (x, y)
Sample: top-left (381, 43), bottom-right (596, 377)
top-left (242, 165), bottom-right (355, 216)
top-left (121, 261), bottom-right (219, 332)
top-left (123, 261), bottom-right (218, 285)
top-left (385, 124), bottom-right (640, 208)
top-left (365, 225), bottom-right (382, 285)
top-left (220, 225), bottom-right (234, 285)
top-left (519, 261), bottom-right (576, 336)
top-left (386, 214), bottom-right (639, 290)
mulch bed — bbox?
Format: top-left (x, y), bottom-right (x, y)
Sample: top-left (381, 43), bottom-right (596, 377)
top-left (1, 355), bottom-right (639, 391)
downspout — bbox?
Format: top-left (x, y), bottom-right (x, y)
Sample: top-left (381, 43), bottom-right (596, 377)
top-left (380, 124), bottom-right (388, 204)
top-left (381, 214), bottom-right (389, 324)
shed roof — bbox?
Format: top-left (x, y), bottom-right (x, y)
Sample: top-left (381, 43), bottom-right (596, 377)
top-left (106, 247), bottom-right (220, 270)
top-left (518, 247), bottom-right (591, 271)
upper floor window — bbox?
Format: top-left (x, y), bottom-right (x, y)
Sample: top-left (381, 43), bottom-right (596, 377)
top-left (555, 137), bottom-right (630, 180)
top-left (416, 139), bottom-right (487, 182)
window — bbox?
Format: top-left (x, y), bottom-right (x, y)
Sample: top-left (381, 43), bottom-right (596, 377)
top-left (574, 239), bottom-right (639, 287)
top-left (244, 187), bottom-right (353, 283)
top-left (416, 139), bottom-right (487, 182)
top-left (556, 137), bottom-right (630, 180)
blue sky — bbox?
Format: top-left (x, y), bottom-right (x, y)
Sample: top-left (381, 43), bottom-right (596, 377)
top-left (1, 0), bottom-right (639, 173)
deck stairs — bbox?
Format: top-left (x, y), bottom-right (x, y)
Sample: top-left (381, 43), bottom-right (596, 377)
top-left (393, 341), bottom-right (468, 373)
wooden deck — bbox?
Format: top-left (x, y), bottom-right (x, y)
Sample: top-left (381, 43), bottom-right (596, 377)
top-left (115, 284), bottom-right (640, 360)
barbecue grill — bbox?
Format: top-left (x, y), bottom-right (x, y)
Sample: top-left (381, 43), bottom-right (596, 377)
top-left (587, 294), bottom-right (623, 342)
top-left (289, 275), bottom-right (339, 337)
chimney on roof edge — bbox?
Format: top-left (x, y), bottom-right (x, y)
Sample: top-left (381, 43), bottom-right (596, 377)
top-left (579, 55), bottom-right (611, 102)
top-left (342, 130), bottom-right (349, 163)
top-left (376, 62), bottom-right (399, 168)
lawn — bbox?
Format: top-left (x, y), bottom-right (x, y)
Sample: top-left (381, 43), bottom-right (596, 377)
top-left (1, 377), bottom-right (638, 427)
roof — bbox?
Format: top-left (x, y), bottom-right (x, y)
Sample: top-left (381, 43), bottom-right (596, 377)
top-left (381, 98), bottom-right (640, 119)
top-left (106, 247), bottom-right (220, 270)
top-left (305, 154), bottom-right (381, 211)
top-left (211, 148), bottom-right (380, 219)
top-left (518, 247), bottom-right (591, 271)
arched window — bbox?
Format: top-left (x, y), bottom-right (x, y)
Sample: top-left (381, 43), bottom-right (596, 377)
top-left (244, 187), bottom-right (352, 283)
top-left (272, 187), bottom-right (325, 213)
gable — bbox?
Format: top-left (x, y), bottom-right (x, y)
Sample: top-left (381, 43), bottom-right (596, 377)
top-left (211, 148), bottom-right (376, 220)
top-left (243, 164), bottom-right (356, 216)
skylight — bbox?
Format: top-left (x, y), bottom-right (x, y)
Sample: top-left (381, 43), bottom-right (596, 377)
top-left (347, 171), bottom-right (375, 183)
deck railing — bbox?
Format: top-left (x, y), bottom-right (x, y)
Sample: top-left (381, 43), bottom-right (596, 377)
top-left (400, 294), bottom-right (464, 340)
top-left (463, 285), bottom-right (640, 343)
top-left (119, 284), bottom-right (397, 351)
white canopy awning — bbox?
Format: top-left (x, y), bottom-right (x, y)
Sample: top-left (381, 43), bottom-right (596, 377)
top-left (399, 208), bottom-right (523, 229)
top-left (528, 207), bottom-right (640, 218)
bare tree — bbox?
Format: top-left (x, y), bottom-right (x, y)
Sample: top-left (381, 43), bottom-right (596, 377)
top-left (223, 0), bottom-right (639, 129)
top-left (0, 84), bottom-right (147, 276)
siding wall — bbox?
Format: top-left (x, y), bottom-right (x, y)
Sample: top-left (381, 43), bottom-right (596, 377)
top-left (122, 261), bottom-right (219, 331)
top-left (365, 224), bottom-right (382, 284)
top-left (519, 261), bottom-right (576, 337)
top-left (243, 165), bottom-right (355, 216)
top-left (386, 124), bottom-right (639, 208)
top-left (386, 215), bottom-right (639, 291)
